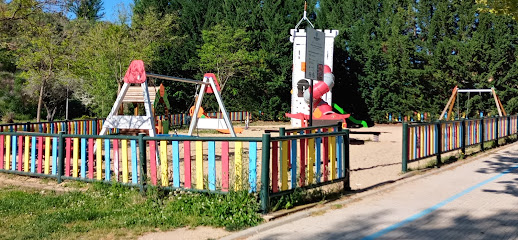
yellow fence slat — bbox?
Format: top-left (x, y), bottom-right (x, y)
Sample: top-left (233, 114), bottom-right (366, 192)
top-left (96, 139), bottom-right (102, 180)
top-left (235, 141), bottom-right (243, 191)
top-left (45, 137), bottom-right (50, 174)
top-left (196, 141), bottom-right (203, 190)
top-left (160, 140), bottom-right (168, 187)
top-left (122, 139), bottom-right (128, 183)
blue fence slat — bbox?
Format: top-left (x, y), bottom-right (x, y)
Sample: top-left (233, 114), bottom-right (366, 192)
top-left (249, 142), bottom-right (257, 193)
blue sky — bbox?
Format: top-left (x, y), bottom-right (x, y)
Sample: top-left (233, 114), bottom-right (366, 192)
top-left (102, 0), bottom-right (134, 22)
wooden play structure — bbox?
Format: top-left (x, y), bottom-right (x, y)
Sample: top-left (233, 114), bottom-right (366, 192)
top-left (100, 60), bottom-right (237, 137)
top-left (439, 86), bottom-right (507, 120)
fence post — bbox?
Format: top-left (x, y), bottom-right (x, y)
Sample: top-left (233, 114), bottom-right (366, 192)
top-left (461, 119), bottom-right (466, 156)
top-left (507, 115), bottom-right (511, 137)
top-left (480, 117), bottom-right (484, 151)
top-left (57, 131), bottom-right (65, 183)
top-left (260, 134), bottom-right (271, 213)
top-left (343, 129), bottom-right (351, 192)
top-left (436, 121), bottom-right (442, 167)
top-left (495, 118), bottom-right (499, 147)
top-left (402, 122), bottom-right (408, 172)
top-left (138, 133), bottom-right (147, 194)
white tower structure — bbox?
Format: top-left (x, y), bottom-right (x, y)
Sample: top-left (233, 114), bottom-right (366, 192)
top-left (289, 5), bottom-right (339, 127)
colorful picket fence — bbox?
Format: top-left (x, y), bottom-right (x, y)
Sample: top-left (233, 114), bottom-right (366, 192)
top-left (0, 125), bottom-right (350, 212)
top-left (0, 112), bottom-right (252, 134)
top-left (403, 115), bottom-right (518, 172)
top-left (269, 128), bottom-right (348, 194)
top-left (0, 119), bottom-right (119, 135)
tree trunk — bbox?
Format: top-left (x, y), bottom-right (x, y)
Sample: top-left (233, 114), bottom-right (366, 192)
top-left (36, 79), bottom-right (46, 122)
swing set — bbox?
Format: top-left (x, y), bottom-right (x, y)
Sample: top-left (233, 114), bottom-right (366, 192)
top-left (100, 60), bottom-right (238, 137)
top-left (439, 86), bottom-right (507, 120)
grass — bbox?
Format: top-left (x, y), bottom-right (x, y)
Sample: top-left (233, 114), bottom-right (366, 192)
top-left (0, 183), bottom-right (263, 239)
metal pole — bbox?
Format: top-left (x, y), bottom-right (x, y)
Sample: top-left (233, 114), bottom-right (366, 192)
top-left (480, 117), bottom-right (484, 151)
top-left (402, 122), bottom-right (408, 172)
top-left (343, 129), bottom-right (351, 192)
top-left (309, 79), bottom-right (313, 126)
top-left (260, 134), bottom-right (271, 213)
top-left (138, 133), bottom-right (147, 194)
top-left (57, 131), bottom-right (65, 183)
top-left (436, 121), bottom-right (442, 167)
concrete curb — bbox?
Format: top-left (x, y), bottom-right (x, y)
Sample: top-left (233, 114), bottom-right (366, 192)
top-left (220, 141), bottom-right (518, 240)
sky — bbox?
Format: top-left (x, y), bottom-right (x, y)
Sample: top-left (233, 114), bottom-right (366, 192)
top-left (101, 0), bottom-right (134, 22)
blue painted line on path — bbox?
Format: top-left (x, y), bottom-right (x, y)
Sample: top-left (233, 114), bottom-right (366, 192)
top-left (362, 163), bottom-right (518, 240)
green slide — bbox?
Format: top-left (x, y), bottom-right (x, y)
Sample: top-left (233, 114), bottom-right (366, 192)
top-left (333, 103), bottom-right (368, 128)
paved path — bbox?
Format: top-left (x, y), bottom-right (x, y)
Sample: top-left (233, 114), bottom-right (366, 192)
top-left (225, 143), bottom-right (518, 240)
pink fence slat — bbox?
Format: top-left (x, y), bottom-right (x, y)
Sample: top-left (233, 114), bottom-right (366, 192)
top-left (149, 141), bottom-right (157, 185)
top-left (299, 132), bottom-right (306, 187)
top-left (88, 138), bottom-right (94, 179)
top-left (271, 141), bottom-right (279, 193)
top-left (221, 141), bottom-right (229, 192)
top-left (17, 135), bottom-right (23, 171)
top-left (0, 135), bottom-right (4, 169)
top-left (37, 136), bottom-right (43, 174)
top-left (113, 139), bottom-right (119, 181)
top-left (184, 141), bottom-right (191, 188)
top-left (65, 137), bottom-right (71, 176)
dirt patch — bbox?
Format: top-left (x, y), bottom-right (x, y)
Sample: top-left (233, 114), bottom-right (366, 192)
top-left (138, 226), bottom-right (229, 240)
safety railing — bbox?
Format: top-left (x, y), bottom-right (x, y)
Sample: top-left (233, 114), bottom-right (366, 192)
top-left (402, 115), bottom-right (518, 172)
top-left (0, 127), bottom-right (350, 212)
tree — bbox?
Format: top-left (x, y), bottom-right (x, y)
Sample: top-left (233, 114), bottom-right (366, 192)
top-left (16, 12), bottom-right (78, 121)
top-left (68, 0), bottom-right (104, 21)
top-left (477, 0), bottom-right (518, 20)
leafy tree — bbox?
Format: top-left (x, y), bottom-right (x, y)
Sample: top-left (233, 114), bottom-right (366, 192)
top-left (68, 0), bottom-right (104, 21)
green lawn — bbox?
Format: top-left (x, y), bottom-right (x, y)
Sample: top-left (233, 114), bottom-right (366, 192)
top-left (0, 183), bottom-right (262, 239)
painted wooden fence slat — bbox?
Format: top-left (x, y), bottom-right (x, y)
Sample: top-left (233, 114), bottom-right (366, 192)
top-left (30, 137), bottom-right (35, 173)
top-left (149, 141), bottom-right (157, 185)
top-left (5, 135), bottom-right (10, 170)
top-left (329, 128), bottom-right (336, 180)
top-left (281, 140), bottom-right (288, 191)
top-left (249, 142), bottom-right (257, 193)
top-left (235, 141), bottom-right (243, 191)
top-left (271, 141), bottom-right (278, 193)
top-left (81, 138), bottom-right (86, 178)
top-left (290, 135), bottom-right (297, 189)
top-left (11, 136), bottom-right (16, 171)
top-left (45, 137), bottom-right (51, 174)
top-left (73, 138), bottom-right (79, 177)
top-left (196, 141), bottom-right (203, 190)
top-left (52, 137), bottom-right (58, 175)
top-left (65, 137), bottom-right (71, 176)
top-left (88, 139), bottom-right (94, 179)
top-left (221, 141), bottom-right (229, 192)
top-left (113, 139), bottom-right (119, 181)
top-left (24, 136), bottom-right (30, 172)
top-left (0, 135), bottom-right (4, 169)
top-left (95, 139), bottom-right (102, 180)
top-left (122, 139), bottom-right (128, 183)
top-left (160, 140), bottom-right (168, 187)
top-left (172, 141), bottom-right (180, 188)
top-left (323, 129), bottom-right (329, 182)
top-left (37, 136), bottom-right (43, 174)
top-left (300, 131), bottom-right (306, 186)
top-left (104, 139), bottom-right (111, 181)
top-left (131, 140), bottom-right (137, 184)
top-left (307, 130), bottom-right (315, 184)
top-left (208, 141), bottom-right (216, 191)
top-left (184, 141), bottom-right (191, 188)
top-left (17, 136), bottom-right (23, 171)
